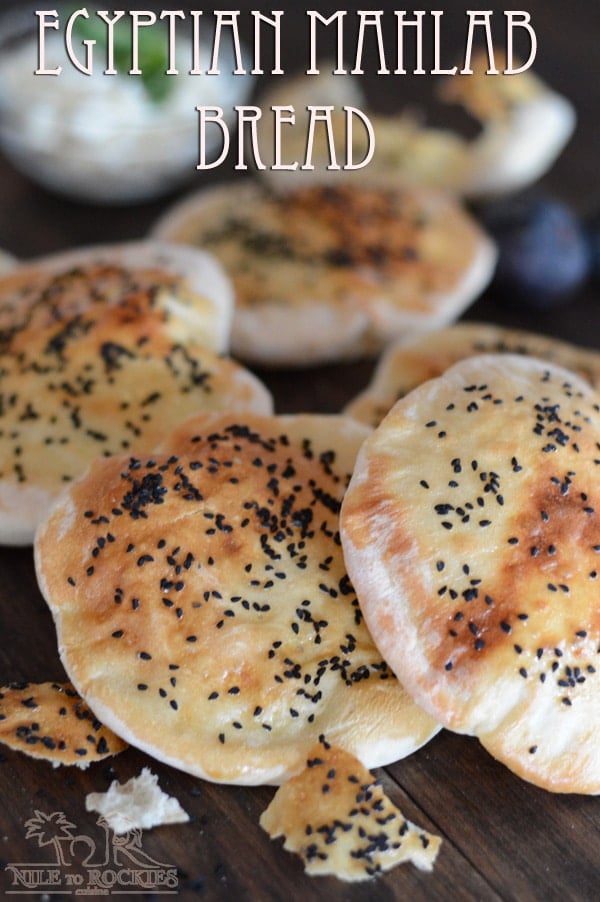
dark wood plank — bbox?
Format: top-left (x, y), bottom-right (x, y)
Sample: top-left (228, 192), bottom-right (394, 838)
top-left (388, 732), bottom-right (600, 902)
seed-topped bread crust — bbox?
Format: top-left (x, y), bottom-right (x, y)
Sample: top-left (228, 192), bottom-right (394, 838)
top-left (0, 241), bottom-right (233, 354)
top-left (260, 739), bottom-right (441, 881)
top-left (0, 681), bottom-right (127, 767)
top-left (35, 413), bottom-right (439, 786)
top-left (153, 183), bottom-right (496, 366)
top-left (0, 300), bottom-right (272, 545)
top-left (341, 355), bottom-right (600, 793)
top-left (345, 323), bottom-right (600, 428)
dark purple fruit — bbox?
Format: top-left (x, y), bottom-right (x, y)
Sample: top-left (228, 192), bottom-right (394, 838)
top-left (480, 195), bottom-right (591, 309)
top-left (585, 209), bottom-right (600, 280)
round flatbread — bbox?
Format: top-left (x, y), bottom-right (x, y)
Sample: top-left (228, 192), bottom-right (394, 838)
top-left (152, 183), bottom-right (496, 366)
top-left (345, 323), bottom-right (600, 428)
top-left (35, 413), bottom-right (439, 786)
top-left (253, 54), bottom-right (573, 200)
top-left (0, 241), bottom-right (233, 355)
top-left (440, 51), bottom-right (576, 198)
top-left (0, 301), bottom-right (272, 545)
top-left (341, 355), bottom-right (600, 793)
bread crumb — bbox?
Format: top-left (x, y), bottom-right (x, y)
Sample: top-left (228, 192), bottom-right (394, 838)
top-left (85, 767), bottom-right (189, 834)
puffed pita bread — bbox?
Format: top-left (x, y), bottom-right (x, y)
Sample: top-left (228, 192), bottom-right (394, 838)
top-left (0, 301), bottom-right (272, 545)
top-left (345, 323), bottom-right (600, 427)
top-left (254, 66), bottom-right (373, 192)
top-left (255, 54), bottom-right (573, 199)
top-left (152, 183), bottom-right (496, 366)
top-left (440, 51), bottom-right (576, 198)
top-left (260, 739), bottom-right (441, 881)
top-left (341, 355), bottom-right (600, 793)
top-left (0, 681), bottom-right (127, 767)
top-left (0, 241), bottom-right (233, 355)
top-left (35, 412), bottom-right (439, 786)
top-left (254, 68), bottom-right (465, 195)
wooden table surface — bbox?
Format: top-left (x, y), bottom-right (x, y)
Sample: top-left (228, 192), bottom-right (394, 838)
top-left (0, 2), bottom-right (599, 900)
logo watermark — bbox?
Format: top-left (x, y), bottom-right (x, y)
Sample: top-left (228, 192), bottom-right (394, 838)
top-left (4, 810), bottom-right (179, 895)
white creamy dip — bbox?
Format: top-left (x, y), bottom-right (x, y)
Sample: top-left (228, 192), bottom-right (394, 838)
top-left (0, 27), bottom-right (252, 203)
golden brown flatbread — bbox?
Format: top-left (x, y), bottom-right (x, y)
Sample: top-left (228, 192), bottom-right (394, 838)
top-left (345, 323), bottom-right (600, 428)
top-left (153, 183), bottom-right (496, 366)
top-left (0, 301), bottom-right (272, 545)
top-left (0, 241), bottom-right (233, 354)
top-left (35, 413), bottom-right (439, 785)
top-left (341, 355), bottom-right (600, 793)
top-left (440, 51), bottom-right (576, 198)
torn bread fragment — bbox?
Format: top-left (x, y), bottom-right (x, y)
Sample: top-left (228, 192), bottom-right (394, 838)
top-left (85, 767), bottom-right (190, 834)
top-left (0, 681), bottom-right (127, 767)
top-left (260, 740), bottom-right (441, 881)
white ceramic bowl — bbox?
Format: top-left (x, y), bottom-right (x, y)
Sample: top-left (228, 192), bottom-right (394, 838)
top-left (0, 5), bottom-right (252, 204)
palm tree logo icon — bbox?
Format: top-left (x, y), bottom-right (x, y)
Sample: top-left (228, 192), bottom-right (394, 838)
top-left (5, 808), bottom-right (179, 894)
top-left (24, 811), bottom-right (77, 866)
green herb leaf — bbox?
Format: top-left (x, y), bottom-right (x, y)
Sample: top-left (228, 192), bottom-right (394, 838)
top-left (70, 7), bottom-right (175, 104)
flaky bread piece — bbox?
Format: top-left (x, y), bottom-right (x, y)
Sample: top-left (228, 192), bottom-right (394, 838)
top-left (341, 355), bottom-right (600, 793)
top-left (0, 241), bottom-right (233, 355)
top-left (345, 323), bottom-right (600, 427)
top-left (0, 681), bottom-right (127, 767)
top-left (260, 739), bottom-right (441, 881)
top-left (0, 301), bottom-right (272, 545)
top-left (153, 183), bottom-right (496, 366)
top-left (86, 768), bottom-right (189, 834)
top-left (35, 413), bottom-right (439, 786)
